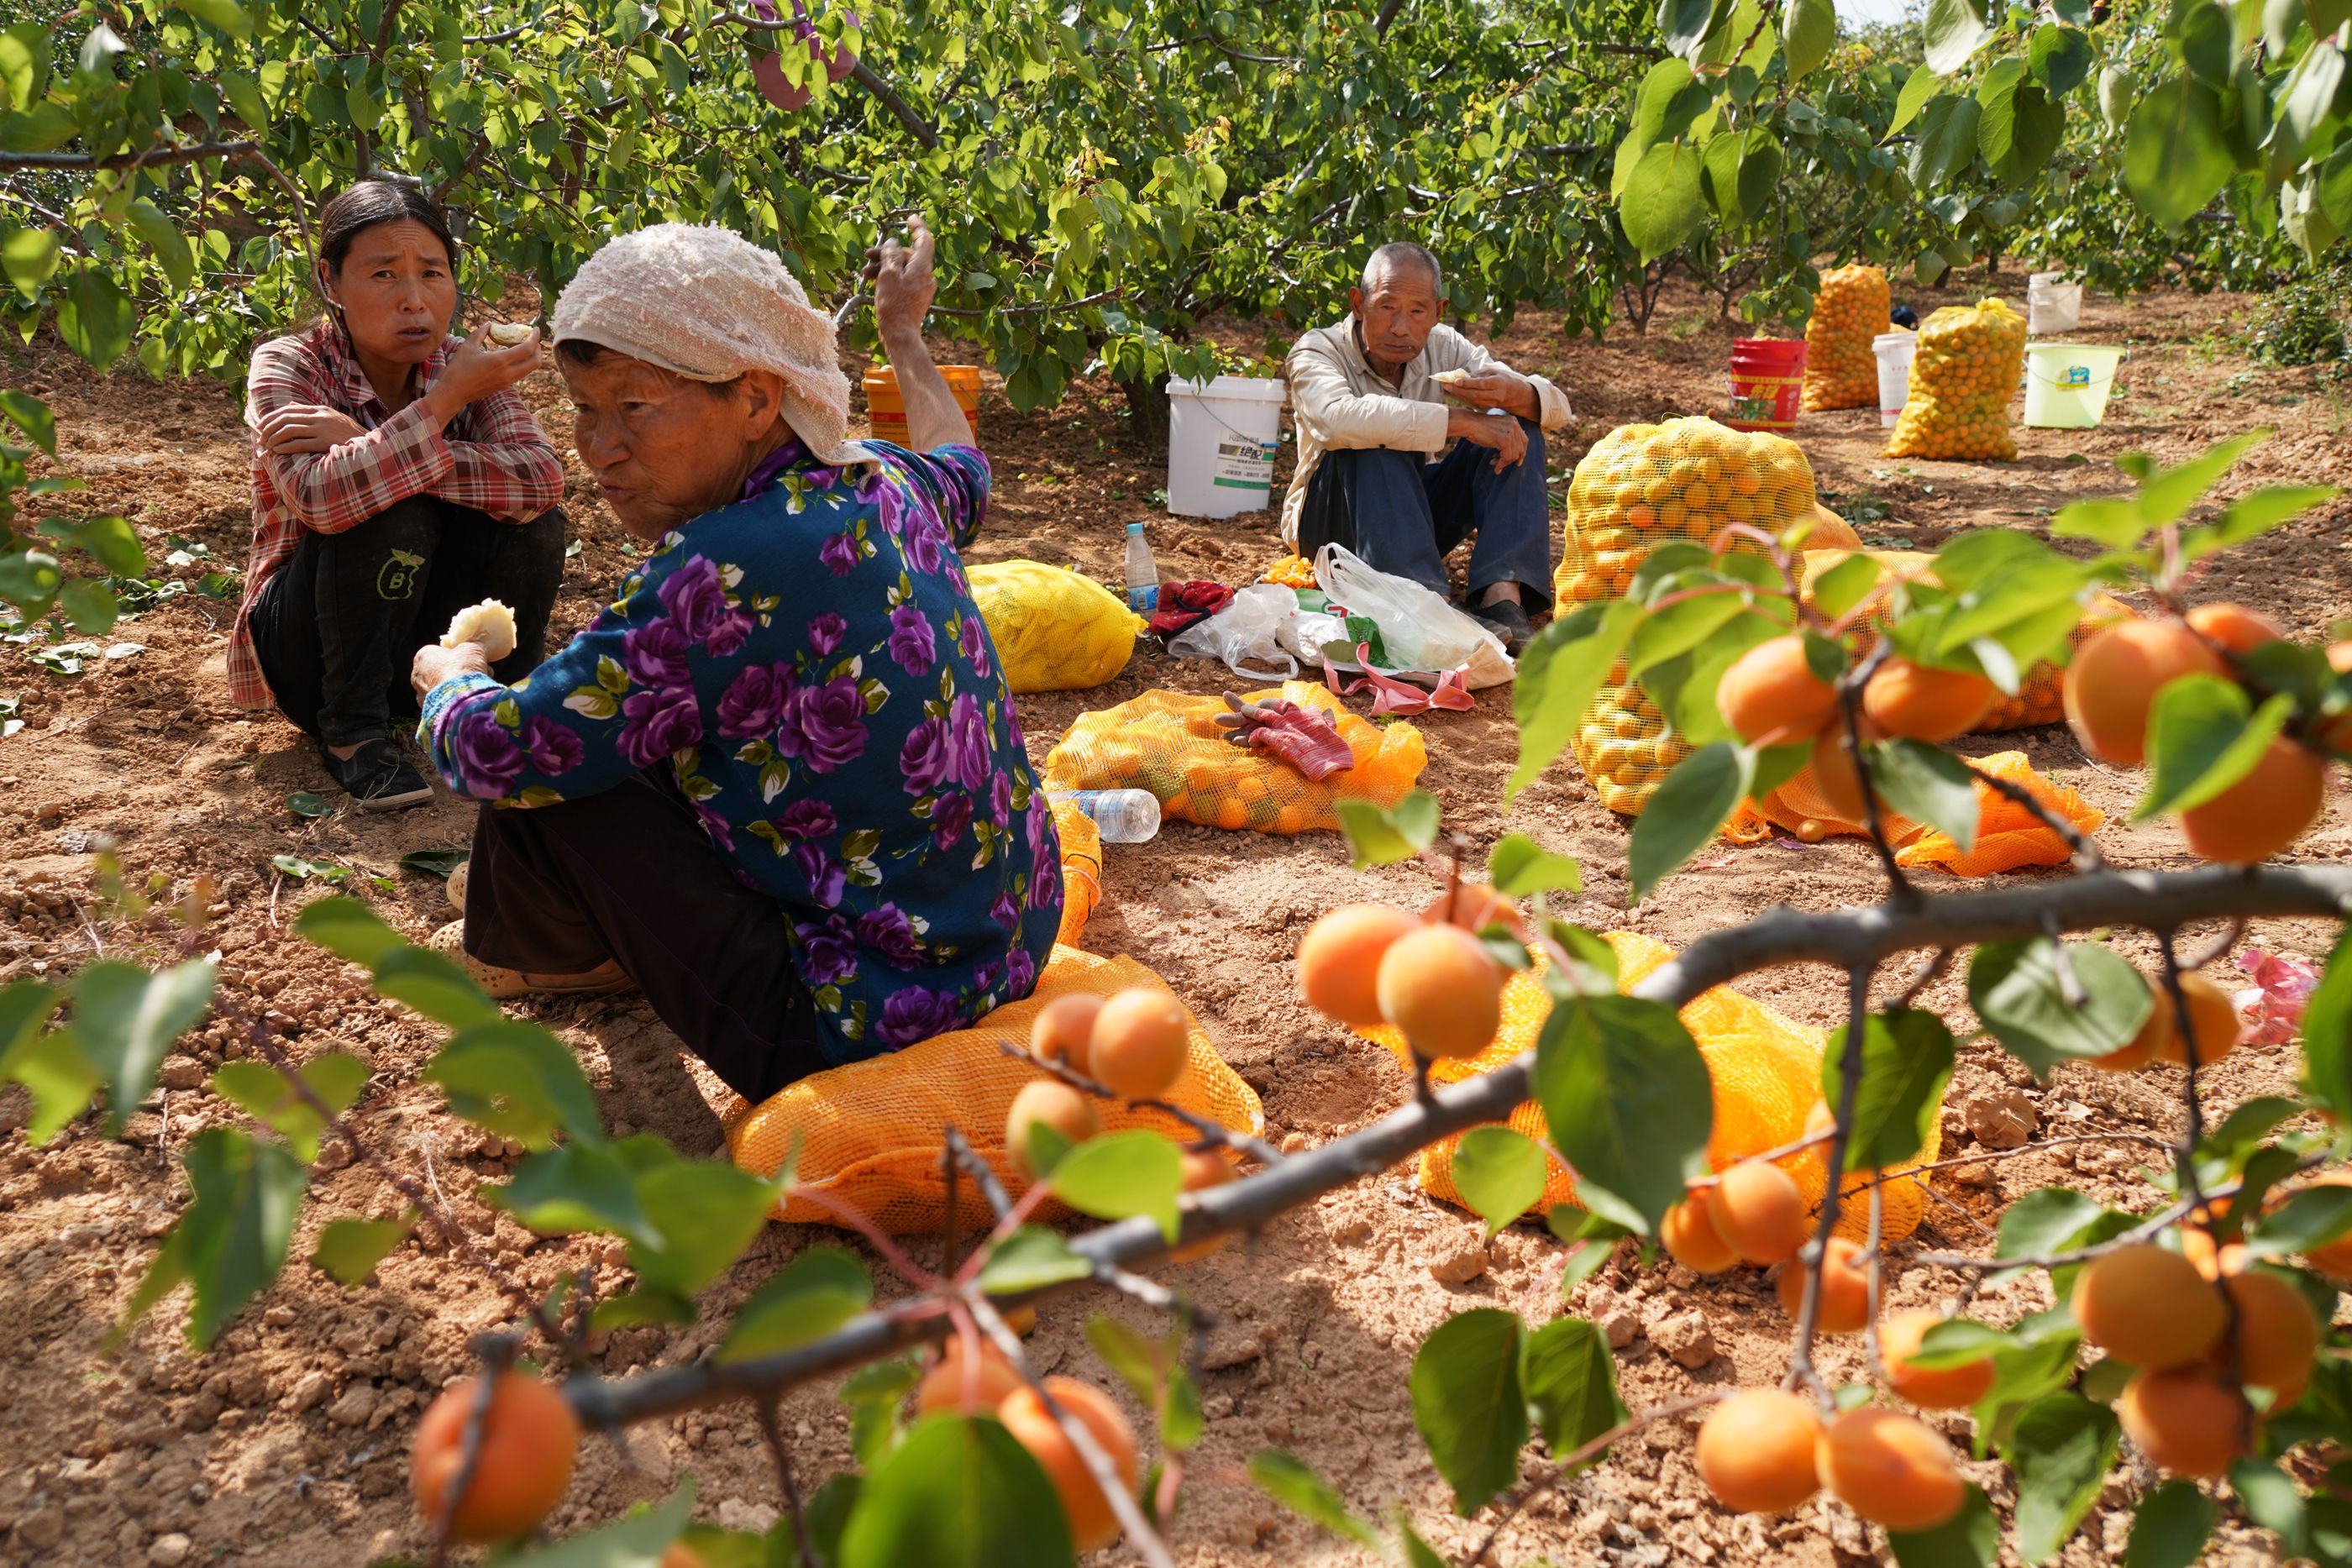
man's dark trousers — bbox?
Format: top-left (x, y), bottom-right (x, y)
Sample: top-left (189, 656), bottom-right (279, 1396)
top-left (1295, 417), bottom-right (1552, 609)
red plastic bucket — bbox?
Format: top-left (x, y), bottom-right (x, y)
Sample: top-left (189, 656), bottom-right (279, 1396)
top-left (1725, 338), bottom-right (1808, 432)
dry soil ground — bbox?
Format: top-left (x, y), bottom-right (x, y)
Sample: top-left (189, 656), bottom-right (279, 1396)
top-left (3, 278), bottom-right (2349, 1567)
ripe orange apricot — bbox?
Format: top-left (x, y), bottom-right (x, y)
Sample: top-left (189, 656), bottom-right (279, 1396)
top-left (1719, 635), bottom-right (1840, 747)
top-left (1662, 1188), bottom-right (1740, 1274)
top-left (2118, 1366), bottom-right (2255, 1478)
top-left (2153, 969), bottom-right (2243, 1069)
top-left (1776, 1237), bottom-right (1870, 1334)
top-left (1088, 990), bottom-right (1189, 1099)
top-left (2209, 1269), bottom-right (2320, 1392)
top-left (1710, 1160), bottom-right (1810, 1266)
top-left (2185, 601), bottom-right (2284, 654)
top-left (1809, 726), bottom-right (1869, 821)
top-left (2290, 1171), bottom-right (2352, 1277)
top-left (1168, 1147), bottom-right (1236, 1263)
top-left (1695, 1389), bottom-right (1823, 1513)
top-left (1879, 1309), bottom-right (1996, 1409)
top-left (2069, 1244), bottom-right (2225, 1367)
top-left (1422, 881), bottom-right (1529, 938)
top-left (1005, 1080), bottom-right (1100, 1180)
top-left (1816, 1407), bottom-right (1966, 1532)
top-left (996, 1377), bottom-right (1139, 1552)
top-left (1861, 658), bottom-right (1997, 742)
top-left (2178, 1221), bottom-right (2249, 1282)
top-left (2177, 736), bottom-right (2326, 865)
top-left (2063, 620), bottom-right (2228, 766)
top-left (2092, 973), bottom-right (2169, 1071)
top-left (410, 1371), bottom-right (580, 1543)
top-left (661, 1546), bottom-right (706, 1568)
top-left (1297, 903), bottom-right (1422, 1026)
top-left (1375, 924), bottom-right (1504, 1059)
top-left (1029, 993), bottom-right (1104, 1077)
top-left (916, 1336), bottom-right (1025, 1417)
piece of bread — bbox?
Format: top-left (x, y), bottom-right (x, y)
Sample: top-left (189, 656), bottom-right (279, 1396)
top-left (1431, 368), bottom-right (1472, 385)
top-left (486, 322), bottom-right (533, 346)
top-left (441, 600), bottom-right (518, 660)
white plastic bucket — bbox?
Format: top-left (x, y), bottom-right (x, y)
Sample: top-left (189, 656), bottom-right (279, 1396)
top-left (1872, 331), bottom-right (1918, 428)
top-left (2028, 271), bottom-right (2082, 335)
top-left (2023, 343), bottom-right (2125, 427)
top-left (1166, 377), bottom-right (1285, 519)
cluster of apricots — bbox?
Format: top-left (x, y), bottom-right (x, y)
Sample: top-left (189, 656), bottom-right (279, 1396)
top-left (914, 1340), bottom-right (1142, 1551)
top-left (2063, 602), bottom-right (2344, 864)
top-left (1294, 884), bottom-right (1525, 1059)
top-left (2086, 962), bottom-right (2241, 1072)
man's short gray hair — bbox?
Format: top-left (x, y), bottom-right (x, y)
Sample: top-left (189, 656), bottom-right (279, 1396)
top-left (1361, 242), bottom-right (1443, 296)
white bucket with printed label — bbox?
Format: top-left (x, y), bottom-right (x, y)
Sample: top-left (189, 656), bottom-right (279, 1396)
top-left (1166, 376), bottom-right (1286, 519)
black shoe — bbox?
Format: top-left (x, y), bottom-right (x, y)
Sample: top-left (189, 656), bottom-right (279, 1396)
top-left (320, 738), bottom-right (435, 812)
top-left (1469, 599), bottom-right (1536, 654)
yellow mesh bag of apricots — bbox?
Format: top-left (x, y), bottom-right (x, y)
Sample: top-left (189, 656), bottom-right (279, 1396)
top-left (1042, 681), bottom-right (1427, 834)
top-left (1551, 418), bottom-right (1825, 816)
top-left (1726, 749), bottom-right (2103, 874)
top-left (1884, 298), bottom-right (2029, 461)
top-left (729, 946), bottom-right (1263, 1233)
top-left (968, 559), bottom-right (1145, 695)
top-left (1052, 800), bottom-right (1101, 947)
top-left (1364, 933), bottom-right (1940, 1240)
top-left (1802, 265), bottom-right (1893, 412)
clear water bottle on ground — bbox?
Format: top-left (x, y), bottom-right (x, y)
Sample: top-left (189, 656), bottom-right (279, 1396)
top-left (1123, 522), bottom-right (1159, 614)
top-left (1049, 789), bottom-right (1163, 843)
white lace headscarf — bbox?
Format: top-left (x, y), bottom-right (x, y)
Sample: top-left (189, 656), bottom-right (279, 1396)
top-left (549, 223), bottom-right (872, 469)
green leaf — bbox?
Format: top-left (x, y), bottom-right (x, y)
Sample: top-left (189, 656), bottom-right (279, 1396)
top-left (1488, 834), bottom-right (1583, 898)
top-left (975, 1225), bottom-right (1093, 1294)
top-left (2137, 678), bottom-right (2290, 820)
top-left (1087, 1314), bottom-right (1178, 1408)
top-left (70, 515), bottom-right (142, 574)
top-left (2124, 1479), bottom-right (2214, 1568)
top-left (2249, 1183), bottom-right (2352, 1260)
top-left (117, 1126), bottom-right (305, 1349)
top-left (626, 1159), bottom-right (779, 1298)
top-left (1822, 1009), bottom-right (1955, 1170)
top-left (293, 895), bottom-right (404, 967)
top-left (1967, 938), bottom-right (2154, 1078)
top-left (2182, 485), bottom-right (2338, 564)
top-left (2125, 80), bottom-right (2234, 229)
top-left (0, 389), bottom-right (55, 455)
top-left (1520, 1317), bottom-right (1627, 1462)
top-left (1049, 1129), bottom-right (1182, 1240)
top-left (1868, 739), bottom-right (1980, 852)
top-left (497, 1141), bottom-right (651, 1241)
top-left (175, 0), bottom-right (253, 38)
top-left (1626, 742), bottom-right (1749, 902)
top-left (1923, 0), bottom-right (1992, 73)
top-left (72, 958), bottom-right (214, 1135)
top-left (0, 23), bottom-right (50, 110)
top-left (127, 200), bottom-right (194, 293)
top-left (312, 1213), bottom-right (413, 1286)
top-left (5, 1029), bottom-right (102, 1143)
top-left (0, 549), bottom-right (61, 616)
top-left (1910, 95), bottom-right (1986, 188)
top-left (2006, 1392), bottom-right (2119, 1562)
top-left (1533, 994), bottom-right (1713, 1234)
top-left (425, 1020), bottom-right (606, 1148)
top-left (209, 1052), bottom-right (369, 1162)
top-left (2230, 1458), bottom-right (2311, 1556)
top-left (2028, 24), bottom-right (2094, 95)
top-left (1620, 139), bottom-right (1709, 264)
top-left (0, 979), bottom-right (60, 1070)
top-left (842, 1363), bottom-right (919, 1472)
top-left (496, 1484), bottom-right (696, 1567)
top-left (2050, 496), bottom-right (2150, 548)
top-left (1989, 1188), bottom-right (2134, 1290)
top-left (1628, 587), bottom-right (1750, 679)
top-left (1513, 600), bottom-right (1643, 799)
top-left (1247, 1450), bottom-right (1378, 1548)
top-left (2302, 925), bottom-right (2352, 1116)
top-left (1976, 60), bottom-right (2065, 184)
top-left (1656, 0), bottom-right (1719, 60)
top-left (1908, 1310), bottom-right (2079, 1371)
top-left (56, 579), bottom-right (118, 635)
top-left (836, 1415), bottom-right (1074, 1568)
top-left (718, 1247), bottom-right (873, 1363)
top-left (373, 946), bottom-right (505, 1029)
top-left (286, 790), bottom-right (331, 820)
top-left (2140, 430), bottom-right (2269, 526)
top-left (1451, 1127), bottom-right (1550, 1238)
top-left (1335, 789), bottom-right (1439, 870)
top-left (1781, 0), bottom-right (1835, 82)
top-left (56, 265), bottom-right (133, 370)
top-left (1888, 1484), bottom-right (1999, 1568)
top-left (398, 847), bottom-right (470, 878)
top-left (0, 102), bottom-right (76, 153)
top-left (1408, 1308), bottom-right (1527, 1515)
top-left (1811, 553), bottom-right (1882, 621)
top-left (1887, 66), bottom-right (1945, 137)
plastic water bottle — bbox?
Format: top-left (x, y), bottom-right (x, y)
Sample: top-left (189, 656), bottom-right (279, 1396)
top-left (1123, 522), bottom-right (1159, 614)
top-left (1050, 789), bottom-right (1163, 844)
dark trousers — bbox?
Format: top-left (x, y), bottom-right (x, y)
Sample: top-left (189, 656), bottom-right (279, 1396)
top-left (249, 494), bottom-right (566, 747)
top-left (465, 767), bottom-right (824, 1102)
top-left (1296, 419), bottom-right (1555, 611)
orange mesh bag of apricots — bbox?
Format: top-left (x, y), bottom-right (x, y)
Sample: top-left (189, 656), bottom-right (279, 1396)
top-left (1801, 265), bottom-right (1893, 412)
top-left (1052, 800), bottom-right (1101, 947)
top-left (1362, 933), bottom-right (1940, 1241)
top-left (1884, 297), bottom-right (2029, 461)
top-left (1725, 749), bottom-right (2103, 875)
top-left (728, 947), bottom-right (1263, 1233)
top-left (1551, 417), bottom-right (1829, 816)
top-left (1042, 680), bottom-right (1426, 834)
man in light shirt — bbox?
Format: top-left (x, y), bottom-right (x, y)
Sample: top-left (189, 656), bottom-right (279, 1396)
top-left (1281, 243), bottom-right (1572, 653)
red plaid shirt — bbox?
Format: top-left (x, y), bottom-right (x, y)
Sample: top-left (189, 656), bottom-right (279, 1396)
top-left (230, 321), bottom-right (565, 708)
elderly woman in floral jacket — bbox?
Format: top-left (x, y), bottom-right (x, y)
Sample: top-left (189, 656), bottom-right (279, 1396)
top-left (407, 217), bottom-right (1058, 1103)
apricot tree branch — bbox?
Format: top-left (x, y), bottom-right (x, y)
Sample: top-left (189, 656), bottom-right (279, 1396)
top-left (995, 1038), bottom-right (1287, 1167)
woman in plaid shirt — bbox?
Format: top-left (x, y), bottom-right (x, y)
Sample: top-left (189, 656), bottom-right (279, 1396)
top-left (237, 180), bottom-right (566, 810)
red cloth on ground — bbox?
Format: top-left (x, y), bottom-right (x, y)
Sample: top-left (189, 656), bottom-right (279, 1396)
top-left (1147, 580), bottom-right (1234, 637)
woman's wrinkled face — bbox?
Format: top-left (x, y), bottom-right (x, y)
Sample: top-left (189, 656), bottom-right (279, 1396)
top-left (321, 218), bottom-right (458, 370)
top-left (559, 353), bottom-right (786, 540)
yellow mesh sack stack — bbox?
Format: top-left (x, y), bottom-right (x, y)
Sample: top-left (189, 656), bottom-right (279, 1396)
top-left (729, 947), bottom-right (1263, 1233)
top-left (1727, 750), bottom-right (2104, 874)
top-left (1042, 680), bottom-right (1427, 834)
top-left (1802, 265), bottom-right (1892, 412)
top-left (968, 559), bottom-right (1144, 695)
top-left (1884, 298), bottom-right (2029, 461)
top-left (1551, 417), bottom-right (1824, 815)
top-left (1363, 933), bottom-right (1940, 1241)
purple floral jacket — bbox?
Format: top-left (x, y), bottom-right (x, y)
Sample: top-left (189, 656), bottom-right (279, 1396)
top-left (419, 438), bottom-right (1060, 1062)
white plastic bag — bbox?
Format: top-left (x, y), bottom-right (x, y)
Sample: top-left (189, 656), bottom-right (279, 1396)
top-left (1166, 583), bottom-right (1299, 679)
top-left (1311, 543), bottom-right (1515, 690)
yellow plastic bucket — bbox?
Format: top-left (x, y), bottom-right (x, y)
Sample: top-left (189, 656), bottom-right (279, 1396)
top-left (2022, 343), bottom-right (2124, 428)
top-left (862, 364), bottom-right (983, 448)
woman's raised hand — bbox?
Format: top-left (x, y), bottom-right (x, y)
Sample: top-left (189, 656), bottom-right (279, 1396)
top-left (866, 215), bottom-right (937, 347)
top-left (424, 323), bottom-right (543, 425)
